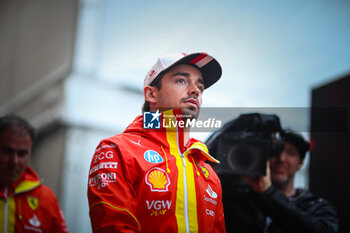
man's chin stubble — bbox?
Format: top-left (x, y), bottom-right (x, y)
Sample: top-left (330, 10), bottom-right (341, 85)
top-left (182, 107), bottom-right (200, 120)
top-left (272, 176), bottom-right (290, 189)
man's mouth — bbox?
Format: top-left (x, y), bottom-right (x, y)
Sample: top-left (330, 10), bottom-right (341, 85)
top-left (272, 164), bottom-right (287, 173)
top-left (183, 98), bottom-right (198, 108)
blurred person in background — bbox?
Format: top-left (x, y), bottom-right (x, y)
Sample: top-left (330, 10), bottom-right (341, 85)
top-left (225, 130), bottom-right (339, 233)
top-left (0, 115), bottom-right (69, 233)
top-left (87, 52), bottom-right (226, 232)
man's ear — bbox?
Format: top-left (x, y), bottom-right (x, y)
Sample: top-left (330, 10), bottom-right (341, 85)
top-left (144, 86), bottom-right (158, 104)
top-left (297, 160), bottom-right (304, 170)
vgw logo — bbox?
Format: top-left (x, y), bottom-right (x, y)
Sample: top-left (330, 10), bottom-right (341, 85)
top-left (143, 110), bottom-right (161, 129)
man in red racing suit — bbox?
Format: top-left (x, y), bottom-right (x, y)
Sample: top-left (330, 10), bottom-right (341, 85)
top-left (0, 166), bottom-right (69, 233)
top-left (88, 52), bottom-right (226, 232)
top-left (0, 115), bottom-right (69, 233)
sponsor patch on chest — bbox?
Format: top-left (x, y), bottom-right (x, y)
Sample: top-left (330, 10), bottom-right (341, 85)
top-left (144, 150), bottom-right (164, 164)
top-left (145, 167), bottom-right (171, 192)
top-left (146, 200), bottom-right (172, 216)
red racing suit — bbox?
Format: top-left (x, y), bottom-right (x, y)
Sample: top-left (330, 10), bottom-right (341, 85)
top-left (0, 166), bottom-right (69, 233)
top-left (88, 109), bottom-right (226, 233)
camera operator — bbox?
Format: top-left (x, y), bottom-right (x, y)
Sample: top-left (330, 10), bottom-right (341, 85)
top-left (206, 113), bottom-right (338, 233)
top-left (239, 131), bottom-right (338, 233)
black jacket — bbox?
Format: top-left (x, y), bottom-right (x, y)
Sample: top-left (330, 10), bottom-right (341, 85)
top-left (224, 185), bottom-right (338, 233)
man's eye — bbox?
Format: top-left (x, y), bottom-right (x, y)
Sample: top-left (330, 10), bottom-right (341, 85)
top-left (197, 85), bottom-right (204, 92)
top-left (0, 147), bottom-right (12, 155)
top-left (176, 79), bottom-right (185, 84)
top-left (286, 149), bottom-right (297, 156)
top-left (18, 151), bottom-right (28, 157)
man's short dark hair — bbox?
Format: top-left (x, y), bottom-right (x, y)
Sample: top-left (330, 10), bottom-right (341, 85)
top-left (283, 131), bottom-right (309, 160)
top-left (0, 114), bottom-right (35, 141)
top-left (142, 73), bottom-right (164, 112)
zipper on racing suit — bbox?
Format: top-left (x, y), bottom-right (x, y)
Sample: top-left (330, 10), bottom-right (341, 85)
top-left (3, 187), bottom-right (8, 233)
top-left (180, 152), bottom-right (190, 233)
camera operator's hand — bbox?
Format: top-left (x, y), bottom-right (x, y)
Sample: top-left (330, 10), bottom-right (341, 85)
top-left (241, 161), bottom-right (272, 194)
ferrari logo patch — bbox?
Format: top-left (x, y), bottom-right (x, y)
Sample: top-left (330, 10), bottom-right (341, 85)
top-left (197, 163), bottom-right (210, 178)
top-left (201, 167), bottom-right (210, 178)
top-left (27, 196), bottom-right (39, 210)
top-left (197, 163), bottom-right (209, 178)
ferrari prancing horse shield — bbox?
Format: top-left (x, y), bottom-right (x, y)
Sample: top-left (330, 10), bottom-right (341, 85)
top-left (27, 196), bottom-right (39, 210)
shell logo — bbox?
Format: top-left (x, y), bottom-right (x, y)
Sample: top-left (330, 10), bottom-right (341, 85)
top-left (145, 167), bottom-right (171, 192)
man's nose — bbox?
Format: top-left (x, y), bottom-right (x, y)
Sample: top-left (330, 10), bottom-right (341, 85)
top-left (276, 151), bottom-right (286, 163)
top-left (277, 151), bottom-right (287, 162)
top-left (10, 153), bottom-right (19, 165)
top-left (189, 83), bottom-right (200, 96)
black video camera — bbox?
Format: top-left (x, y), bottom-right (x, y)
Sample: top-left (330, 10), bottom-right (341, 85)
top-left (206, 113), bottom-right (284, 177)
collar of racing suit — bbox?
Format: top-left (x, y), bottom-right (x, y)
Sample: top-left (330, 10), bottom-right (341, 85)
top-left (0, 166), bottom-right (41, 198)
top-left (0, 166), bottom-right (41, 221)
top-left (123, 108), bottom-right (220, 166)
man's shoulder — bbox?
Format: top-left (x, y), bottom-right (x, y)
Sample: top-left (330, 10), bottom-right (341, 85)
top-left (97, 132), bottom-right (145, 150)
top-left (26, 183), bottom-right (59, 201)
top-left (100, 133), bottom-right (142, 145)
top-left (293, 188), bottom-right (338, 217)
top-left (91, 132), bottom-right (149, 166)
top-left (294, 188), bottom-right (320, 201)
top-left (294, 189), bottom-right (332, 207)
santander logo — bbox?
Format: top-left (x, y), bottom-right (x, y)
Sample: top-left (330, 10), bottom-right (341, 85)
top-left (206, 184), bottom-right (217, 199)
top-left (29, 214), bottom-right (41, 227)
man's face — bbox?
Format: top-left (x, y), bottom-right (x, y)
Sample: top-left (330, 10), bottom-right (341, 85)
top-left (152, 64), bottom-right (204, 119)
top-left (269, 141), bottom-right (303, 187)
top-left (0, 127), bottom-right (32, 186)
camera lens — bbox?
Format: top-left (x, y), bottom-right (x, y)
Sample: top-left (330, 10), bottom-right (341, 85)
top-left (227, 143), bottom-right (261, 171)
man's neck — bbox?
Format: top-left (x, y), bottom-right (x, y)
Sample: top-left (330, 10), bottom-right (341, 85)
top-left (276, 181), bottom-right (296, 197)
top-left (184, 129), bottom-right (190, 148)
